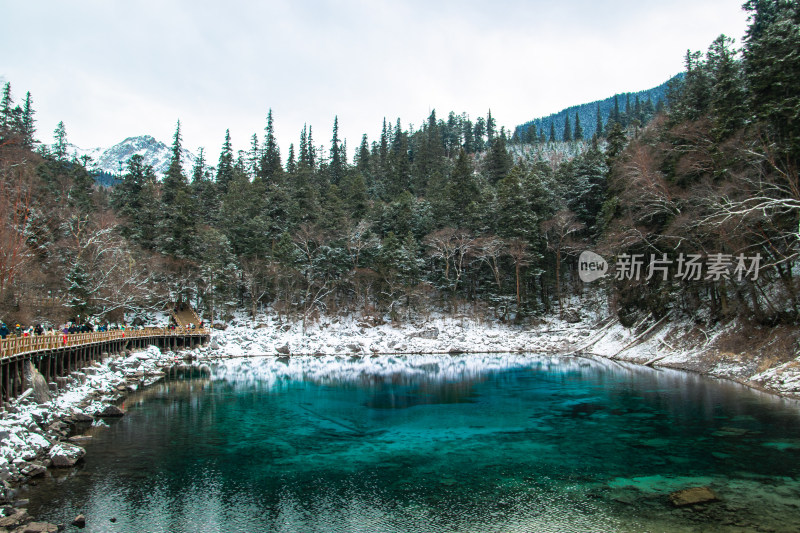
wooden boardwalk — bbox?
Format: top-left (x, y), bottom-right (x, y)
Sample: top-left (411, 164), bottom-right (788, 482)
top-left (0, 327), bottom-right (210, 402)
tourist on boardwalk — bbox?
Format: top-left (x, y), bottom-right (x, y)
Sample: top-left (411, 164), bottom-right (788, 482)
top-left (0, 323), bottom-right (9, 339)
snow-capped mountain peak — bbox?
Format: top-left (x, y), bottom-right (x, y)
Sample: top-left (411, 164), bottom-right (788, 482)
top-left (69, 135), bottom-right (198, 178)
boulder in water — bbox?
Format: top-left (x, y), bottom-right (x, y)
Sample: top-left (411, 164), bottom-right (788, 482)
top-left (94, 405), bottom-right (125, 418)
top-left (49, 442), bottom-right (86, 468)
top-left (72, 514), bottom-right (86, 528)
top-left (669, 486), bottom-right (718, 507)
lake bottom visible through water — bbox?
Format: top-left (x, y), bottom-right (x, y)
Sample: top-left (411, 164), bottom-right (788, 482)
top-left (19, 354), bottom-right (800, 532)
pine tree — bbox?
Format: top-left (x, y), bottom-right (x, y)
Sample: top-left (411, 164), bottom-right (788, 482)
top-left (379, 118), bottom-right (389, 169)
top-left (573, 112), bottom-right (583, 140)
top-left (605, 122), bottom-right (627, 167)
top-left (66, 261), bottom-right (91, 320)
top-left (414, 110), bottom-right (444, 193)
top-left (52, 121), bottom-right (68, 161)
top-left (329, 116), bottom-right (344, 185)
top-left (0, 83), bottom-right (11, 132)
top-left (248, 133), bottom-right (260, 177)
top-left (191, 148), bottom-right (220, 224)
top-left (474, 117), bottom-right (486, 151)
top-left (624, 94), bottom-right (632, 126)
top-left (634, 95), bottom-right (642, 123)
top-left (563, 114), bottom-right (572, 142)
top-left (549, 122), bottom-right (556, 143)
top-left (707, 34), bottom-right (747, 140)
top-left (216, 129), bottom-right (234, 194)
top-left (112, 155), bottom-right (160, 249)
top-left (355, 134), bottom-right (370, 172)
top-left (70, 163), bottom-right (96, 213)
top-left (286, 143), bottom-right (297, 173)
top-left (447, 148), bottom-right (478, 218)
top-left (340, 170), bottom-right (368, 219)
top-left (386, 119), bottom-right (410, 198)
top-left (486, 110), bottom-right (496, 142)
top-left (299, 124), bottom-right (309, 168)
top-left (20, 92), bottom-right (35, 148)
top-left (260, 109), bottom-right (283, 179)
top-left (219, 167), bottom-right (269, 257)
top-left (743, 0), bottom-right (800, 158)
top-left (496, 166), bottom-right (539, 241)
top-left (307, 125), bottom-right (315, 169)
top-left (462, 114), bottom-right (475, 153)
top-left (160, 121), bottom-right (197, 258)
top-left (162, 121), bottom-right (187, 203)
top-left (611, 95), bottom-right (621, 125)
top-left (681, 49), bottom-right (712, 121)
top-left (485, 135), bottom-right (512, 184)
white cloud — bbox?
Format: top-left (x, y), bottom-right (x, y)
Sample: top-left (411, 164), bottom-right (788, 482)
top-left (0, 0), bottom-right (749, 161)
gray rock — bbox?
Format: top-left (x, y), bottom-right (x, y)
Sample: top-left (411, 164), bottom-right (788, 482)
top-left (66, 413), bottom-right (93, 424)
top-left (20, 464), bottom-right (46, 478)
top-left (276, 344), bottom-right (290, 355)
top-left (94, 405), bottom-right (125, 418)
top-left (0, 508), bottom-right (30, 528)
top-left (48, 443), bottom-right (86, 468)
top-left (72, 514), bottom-right (86, 528)
top-left (410, 327), bottom-right (439, 340)
top-left (25, 363), bottom-right (51, 404)
top-left (669, 487), bottom-right (718, 507)
top-left (562, 309), bottom-right (582, 323)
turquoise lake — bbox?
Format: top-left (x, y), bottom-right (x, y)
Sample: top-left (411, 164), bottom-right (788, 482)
top-left (21, 354), bottom-right (800, 532)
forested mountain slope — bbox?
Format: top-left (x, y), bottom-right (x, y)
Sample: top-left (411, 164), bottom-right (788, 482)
top-left (0, 0), bottom-right (796, 331)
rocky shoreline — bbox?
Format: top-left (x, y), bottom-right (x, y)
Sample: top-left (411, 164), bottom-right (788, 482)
top-left (1, 312), bottom-right (798, 530)
top-left (0, 345), bottom-right (194, 532)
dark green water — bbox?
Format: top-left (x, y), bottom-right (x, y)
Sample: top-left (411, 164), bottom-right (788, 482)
top-left (21, 354), bottom-right (800, 532)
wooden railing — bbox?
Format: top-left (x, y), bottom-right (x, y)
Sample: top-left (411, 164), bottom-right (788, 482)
top-left (0, 327), bottom-right (210, 360)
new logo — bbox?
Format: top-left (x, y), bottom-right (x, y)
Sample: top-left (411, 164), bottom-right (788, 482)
top-left (578, 251), bottom-right (608, 283)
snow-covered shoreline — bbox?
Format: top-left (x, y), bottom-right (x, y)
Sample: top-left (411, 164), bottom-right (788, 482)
top-left (0, 346), bottom-right (186, 506)
top-left (1, 311), bottom-right (798, 527)
top-left (201, 312), bottom-right (800, 400)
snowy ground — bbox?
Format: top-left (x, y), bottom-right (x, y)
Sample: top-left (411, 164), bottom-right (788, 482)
top-left (203, 312), bottom-right (596, 357)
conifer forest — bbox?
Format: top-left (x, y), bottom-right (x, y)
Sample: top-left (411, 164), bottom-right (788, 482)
top-left (0, 0), bottom-right (797, 329)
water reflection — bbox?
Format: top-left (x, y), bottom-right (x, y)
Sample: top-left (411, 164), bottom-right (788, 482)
top-left (20, 354), bottom-right (800, 533)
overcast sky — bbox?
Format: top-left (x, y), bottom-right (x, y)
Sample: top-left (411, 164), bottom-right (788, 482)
top-left (1, 0), bottom-right (749, 163)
